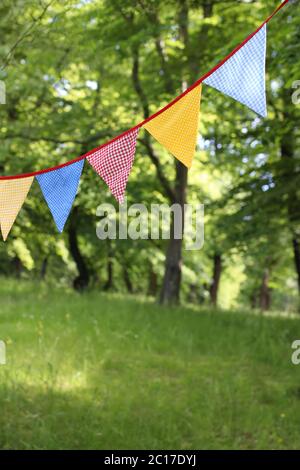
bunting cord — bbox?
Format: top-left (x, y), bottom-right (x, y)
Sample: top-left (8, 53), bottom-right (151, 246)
top-left (0, 0), bottom-right (290, 181)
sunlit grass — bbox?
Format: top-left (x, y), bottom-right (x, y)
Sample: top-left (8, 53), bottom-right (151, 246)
top-left (0, 278), bottom-right (299, 449)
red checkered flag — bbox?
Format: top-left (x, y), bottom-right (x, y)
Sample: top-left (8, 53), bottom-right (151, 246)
top-left (87, 128), bottom-right (139, 203)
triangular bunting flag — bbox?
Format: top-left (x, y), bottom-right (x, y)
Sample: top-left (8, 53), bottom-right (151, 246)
top-left (204, 25), bottom-right (267, 117)
top-left (0, 176), bottom-right (34, 241)
top-left (143, 84), bottom-right (202, 169)
top-left (36, 160), bottom-right (84, 232)
top-left (87, 128), bottom-right (139, 203)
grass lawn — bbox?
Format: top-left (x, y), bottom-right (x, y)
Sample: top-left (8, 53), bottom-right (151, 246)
top-left (0, 279), bottom-right (299, 450)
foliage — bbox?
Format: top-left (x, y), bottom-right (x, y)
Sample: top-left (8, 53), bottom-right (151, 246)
top-left (0, 0), bottom-right (299, 310)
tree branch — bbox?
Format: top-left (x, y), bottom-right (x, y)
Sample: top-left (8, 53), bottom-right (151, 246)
top-left (0, 0), bottom-right (56, 72)
top-left (2, 129), bottom-right (113, 146)
top-left (132, 46), bottom-right (149, 119)
top-left (136, 0), bottom-right (174, 94)
top-left (131, 45), bottom-right (175, 202)
top-left (138, 136), bottom-right (175, 203)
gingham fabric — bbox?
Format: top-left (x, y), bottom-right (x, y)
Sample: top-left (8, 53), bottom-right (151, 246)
top-left (204, 25), bottom-right (267, 117)
top-left (36, 160), bottom-right (84, 232)
top-left (87, 128), bottom-right (139, 203)
top-left (0, 176), bottom-right (34, 241)
top-left (143, 84), bottom-right (202, 168)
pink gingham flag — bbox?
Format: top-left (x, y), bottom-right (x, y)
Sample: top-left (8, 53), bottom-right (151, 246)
top-left (87, 128), bottom-right (139, 203)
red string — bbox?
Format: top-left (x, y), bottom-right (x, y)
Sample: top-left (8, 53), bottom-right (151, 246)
top-left (0, 0), bottom-right (290, 181)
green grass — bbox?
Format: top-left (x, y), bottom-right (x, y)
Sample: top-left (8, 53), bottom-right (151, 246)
top-left (0, 279), bottom-right (300, 450)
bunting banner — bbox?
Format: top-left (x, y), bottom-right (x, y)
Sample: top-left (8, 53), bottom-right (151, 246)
top-left (203, 25), bottom-right (267, 117)
top-left (143, 85), bottom-right (202, 168)
top-left (0, 177), bottom-right (33, 240)
top-left (0, 0), bottom-right (291, 239)
top-left (87, 128), bottom-right (139, 203)
top-left (36, 160), bottom-right (84, 232)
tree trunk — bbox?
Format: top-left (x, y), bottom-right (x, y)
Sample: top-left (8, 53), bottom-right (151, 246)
top-left (104, 258), bottom-right (113, 291)
top-left (12, 256), bottom-right (22, 278)
top-left (147, 267), bottom-right (158, 297)
top-left (159, 0), bottom-right (214, 305)
top-left (280, 89), bottom-right (300, 308)
top-left (123, 266), bottom-right (133, 294)
top-left (130, 1), bottom-right (214, 305)
top-left (104, 241), bottom-right (114, 291)
top-left (68, 206), bottom-right (90, 291)
top-left (293, 237), bottom-right (300, 295)
top-left (160, 161), bottom-right (187, 305)
top-left (250, 291), bottom-right (258, 310)
top-left (40, 256), bottom-right (48, 280)
top-left (209, 253), bottom-right (222, 306)
top-left (259, 269), bottom-right (271, 311)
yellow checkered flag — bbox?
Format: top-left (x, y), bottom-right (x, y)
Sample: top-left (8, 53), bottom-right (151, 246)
top-left (0, 176), bottom-right (34, 241)
top-left (143, 84), bottom-right (202, 168)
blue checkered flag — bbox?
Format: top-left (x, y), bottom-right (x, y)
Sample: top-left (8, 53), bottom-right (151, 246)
top-left (204, 25), bottom-right (267, 117)
top-left (37, 160), bottom-right (84, 232)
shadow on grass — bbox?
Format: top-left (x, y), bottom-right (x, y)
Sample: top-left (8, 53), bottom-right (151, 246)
top-left (0, 383), bottom-right (141, 450)
top-left (0, 381), bottom-right (202, 450)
